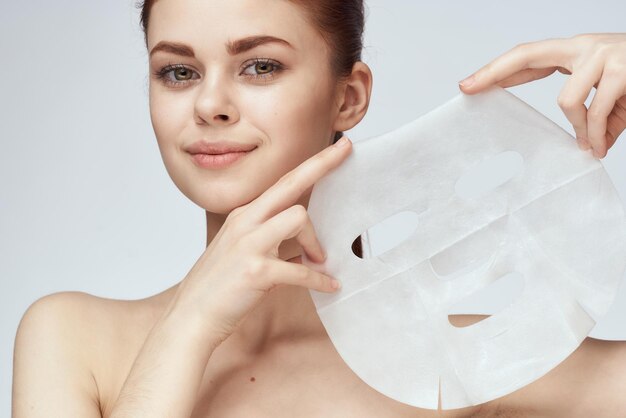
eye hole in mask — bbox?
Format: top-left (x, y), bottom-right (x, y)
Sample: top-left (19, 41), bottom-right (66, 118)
top-left (351, 210), bottom-right (420, 259)
top-left (454, 150), bottom-right (524, 200)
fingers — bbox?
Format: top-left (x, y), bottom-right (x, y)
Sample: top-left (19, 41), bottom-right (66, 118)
top-left (245, 204), bottom-right (326, 264)
top-left (605, 98), bottom-right (626, 151)
top-left (243, 136), bottom-right (352, 225)
top-left (495, 67), bottom-right (559, 89)
top-left (586, 72), bottom-right (626, 158)
top-left (259, 258), bottom-right (340, 293)
top-left (459, 38), bottom-right (573, 93)
top-left (557, 58), bottom-right (605, 152)
top-left (458, 34), bottom-right (626, 159)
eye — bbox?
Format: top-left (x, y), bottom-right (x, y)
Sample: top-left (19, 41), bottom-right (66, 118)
top-left (240, 58), bottom-right (284, 81)
top-left (152, 63), bottom-right (199, 87)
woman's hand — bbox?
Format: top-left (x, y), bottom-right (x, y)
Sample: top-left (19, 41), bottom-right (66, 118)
top-left (458, 33), bottom-right (626, 159)
top-left (169, 136), bottom-right (352, 346)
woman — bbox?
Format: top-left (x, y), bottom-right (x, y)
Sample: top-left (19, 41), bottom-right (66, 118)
top-left (12, 0), bottom-right (626, 416)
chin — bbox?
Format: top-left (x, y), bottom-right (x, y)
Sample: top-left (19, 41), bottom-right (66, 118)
top-left (186, 185), bottom-right (261, 215)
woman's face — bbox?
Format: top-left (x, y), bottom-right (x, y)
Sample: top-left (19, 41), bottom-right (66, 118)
top-left (147, 0), bottom-right (343, 213)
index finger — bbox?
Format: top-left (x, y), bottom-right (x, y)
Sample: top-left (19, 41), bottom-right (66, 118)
top-left (459, 38), bottom-right (574, 92)
top-left (243, 135), bottom-right (352, 224)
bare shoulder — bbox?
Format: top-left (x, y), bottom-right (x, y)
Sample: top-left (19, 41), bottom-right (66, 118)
top-left (13, 291), bottom-right (159, 417)
top-left (16, 290), bottom-right (148, 347)
top-left (17, 290), bottom-right (126, 329)
top-left (14, 291), bottom-right (112, 365)
top-left (13, 291), bottom-right (107, 417)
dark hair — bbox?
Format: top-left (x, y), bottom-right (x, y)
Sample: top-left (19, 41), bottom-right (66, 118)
top-left (135, 0), bottom-right (365, 258)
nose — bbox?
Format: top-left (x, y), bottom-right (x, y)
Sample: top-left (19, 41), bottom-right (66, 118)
top-left (193, 72), bottom-right (240, 126)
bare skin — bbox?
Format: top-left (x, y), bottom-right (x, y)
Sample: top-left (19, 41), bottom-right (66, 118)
top-left (11, 0), bottom-right (626, 416)
top-left (13, 283), bottom-right (626, 418)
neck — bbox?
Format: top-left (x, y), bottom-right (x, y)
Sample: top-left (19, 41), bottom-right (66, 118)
top-left (204, 205), bottom-right (325, 352)
top-left (154, 192), bottom-right (326, 353)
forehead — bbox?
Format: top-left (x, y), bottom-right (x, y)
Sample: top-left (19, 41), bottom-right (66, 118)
top-left (147, 0), bottom-right (327, 56)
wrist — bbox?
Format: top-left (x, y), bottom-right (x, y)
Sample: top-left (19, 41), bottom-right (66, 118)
top-left (161, 284), bottom-right (226, 351)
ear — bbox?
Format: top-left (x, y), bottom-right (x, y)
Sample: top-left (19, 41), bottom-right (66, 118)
top-left (332, 61), bottom-right (373, 132)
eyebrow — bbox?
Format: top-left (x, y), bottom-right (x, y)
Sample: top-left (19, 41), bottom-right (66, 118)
top-left (149, 35), bottom-right (293, 59)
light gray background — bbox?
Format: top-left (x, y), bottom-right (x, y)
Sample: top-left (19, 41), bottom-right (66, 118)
top-left (2, 0), bottom-right (626, 413)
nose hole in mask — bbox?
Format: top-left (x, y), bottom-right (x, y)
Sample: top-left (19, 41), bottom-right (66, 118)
top-left (351, 211), bottom-right (420, 259)
top-left (429, 225), bottom-right (499, 281)
top-left (448, 271), bottom-right (525, 328)
top-left (454, 151), bottom-right (524, 200)
top-left (430, 252), bottom-right (494, 281)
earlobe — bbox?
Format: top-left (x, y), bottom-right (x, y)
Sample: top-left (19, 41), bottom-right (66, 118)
top-left (333, 61), bottom-right (373, 132)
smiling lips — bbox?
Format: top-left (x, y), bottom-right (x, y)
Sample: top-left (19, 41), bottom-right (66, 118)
top-left (186, 140), bottom-right (258, 155)
top-left (186, 140), bottom-right (258, 169)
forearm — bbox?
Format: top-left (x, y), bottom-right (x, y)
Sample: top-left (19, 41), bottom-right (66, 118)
top-left (109, 298), bottom-right (222, 418)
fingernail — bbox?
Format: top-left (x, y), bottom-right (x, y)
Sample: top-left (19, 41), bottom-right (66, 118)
top-left (330, 278), bottom-right (341, 289)
top-left (334, 136), bottom-right (350, 148)
top-left (592, 149), bottom-right (601, 159)
top-left (459, 74), bottom-right (475, 87)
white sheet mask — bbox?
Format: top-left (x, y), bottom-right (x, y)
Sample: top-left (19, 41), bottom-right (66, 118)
top-left (302, 86), bottom-right (626, 410)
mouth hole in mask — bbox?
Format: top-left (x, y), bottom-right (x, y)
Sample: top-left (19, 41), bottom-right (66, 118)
top-left (448, 271), bottom-right (524, 328)
top-left (351, 210), bottom-right (420, 259)
top-left (454, 150), bottom-right (524, 200)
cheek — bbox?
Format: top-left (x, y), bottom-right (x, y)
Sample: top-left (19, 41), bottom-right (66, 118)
top-left (251, 85), bottom-right (332, 170)
top-left (148, 88), bottom-right (200, 200)
top-left (241, 79), bottom-right (335, 184)
top-left (149, 89), bottom-right (189, 147)
top-left (242, 75), bottom-right (336, 147)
